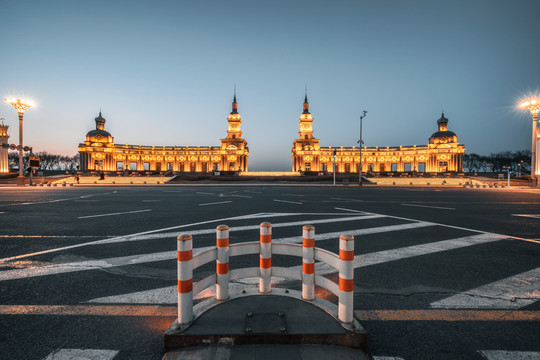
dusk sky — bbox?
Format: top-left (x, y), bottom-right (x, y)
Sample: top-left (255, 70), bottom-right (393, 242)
top-left (1, 0), bottom-right (539, 170)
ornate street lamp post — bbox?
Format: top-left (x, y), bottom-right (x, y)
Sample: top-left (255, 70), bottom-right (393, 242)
top-left (358, 110), bottom-right (367, 186)
top-left (5, 98), bottom-right (33, 186)
top-left (519, 98), bottom-right (540, 187)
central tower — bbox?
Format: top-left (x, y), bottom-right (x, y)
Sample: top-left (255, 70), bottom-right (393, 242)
top-left (220, 89), bottom-right (249, 171)
top-left (292, 90), bottom-right (320, 172)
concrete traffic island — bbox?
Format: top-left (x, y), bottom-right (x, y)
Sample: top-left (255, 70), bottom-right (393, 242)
top-left (164, 293), bottom-right (367, 359)
top-left (164, 225), bottom-right (368, 359)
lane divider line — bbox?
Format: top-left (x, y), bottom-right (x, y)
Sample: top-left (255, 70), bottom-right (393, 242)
top-left (78, 209), bottom-right (151, 219)
top-left (274, 199), bottom-right (303, 205)
top-left (198, 201), bottom-right (232, 206)
top-left (402, 203), bottom-right (455, 210)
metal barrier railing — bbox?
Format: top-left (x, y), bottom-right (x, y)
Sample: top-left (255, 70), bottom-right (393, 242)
top-left (177, 222), bottom-right (355, 328)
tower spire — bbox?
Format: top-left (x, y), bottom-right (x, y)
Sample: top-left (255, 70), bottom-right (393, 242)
top-left (303, 86), bottom-right (310, 114)
top-left (231, 85), bottom-right (238, 114)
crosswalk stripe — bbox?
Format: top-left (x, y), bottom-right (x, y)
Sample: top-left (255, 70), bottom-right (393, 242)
top-left (310, 233), bottom-right (507, 276)
top-left (85, 233), bottom-right (507, 305)
top-left (479, 350), bottom-right (540, 360)
top-left (0, 213), bottom-right (376, 263)
top-left (430, 266), bottom-right (540, 309)
top-left (43, 348), bottom-right (118, 360)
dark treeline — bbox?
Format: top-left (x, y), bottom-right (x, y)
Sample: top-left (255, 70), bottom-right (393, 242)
top-left (8, 151), bottom-right (79, 171)
top-left (463, 150), bottom-right (531, 173)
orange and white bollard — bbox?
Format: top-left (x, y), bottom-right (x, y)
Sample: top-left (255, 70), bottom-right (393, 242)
top-left (216, 225), bottom-right (230, 301)
top-left (302, 225), bottom-right (315, 300)
top-left (177, 234), bottom-right (193, 324)
top-left (338, 233), bottom-right (354, 323)
top-left (259, 222), bottom-right (272, 293)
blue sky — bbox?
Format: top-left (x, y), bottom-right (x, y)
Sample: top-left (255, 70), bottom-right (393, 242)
top-left (1, 0), bottom-right (539, 170)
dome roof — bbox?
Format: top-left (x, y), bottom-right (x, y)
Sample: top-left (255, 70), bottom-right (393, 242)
top-left (430, 130), bottom-right (456, 139)
top-left (86, 129), bottom-right (112, 138)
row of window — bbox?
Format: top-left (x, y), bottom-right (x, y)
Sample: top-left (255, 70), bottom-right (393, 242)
top-left (305, 162), bottom-right (450, 172)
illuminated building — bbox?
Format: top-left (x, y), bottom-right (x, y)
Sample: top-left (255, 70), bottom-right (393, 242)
top-left (0, 119), bottom-right (9, 173)
top-left (292, 94), bottom-right (465, 173)
top-left (78, 94), bottom-right (248, 172)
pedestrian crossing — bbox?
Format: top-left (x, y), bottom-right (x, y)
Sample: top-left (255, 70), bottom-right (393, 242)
top-left (2, 205), bottom-right (539, 359)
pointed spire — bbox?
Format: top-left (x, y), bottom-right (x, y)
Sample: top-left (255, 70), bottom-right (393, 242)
top-left (231, 86), bottom-right (238, 114)
top-left (303, 86), bottom-right (310, 114)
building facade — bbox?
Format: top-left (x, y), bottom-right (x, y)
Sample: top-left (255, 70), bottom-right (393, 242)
top-left (292, 95), bottom-right (465, 173)
top-left (78, 95), bottom-right (248, 172)
top-left (0, 120), bottom-right (9, 173)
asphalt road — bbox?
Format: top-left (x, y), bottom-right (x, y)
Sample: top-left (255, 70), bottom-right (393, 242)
top-left (0, 185), bottom-right (538, 360)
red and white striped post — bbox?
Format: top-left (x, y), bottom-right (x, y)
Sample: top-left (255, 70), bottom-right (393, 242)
top-left (216, 225), bottom-right (230, 301)
top-left (338, 233), bottom-right (354, 323)
top-left (177, 234), bottom-right (193, 324)
top-left (302, 225), bottom-right (315, 300)
top-left (259, 222), bottom-right (272, 293)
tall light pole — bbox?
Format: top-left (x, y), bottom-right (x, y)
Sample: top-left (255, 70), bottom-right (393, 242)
top-left (358, 110), bottom-right (367, 186)
top-left (519, 98), bottom-right (540, 187)
top-left (5, 98), bottom-right (33, 186)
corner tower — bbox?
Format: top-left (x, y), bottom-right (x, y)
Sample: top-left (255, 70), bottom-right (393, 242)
top-left (220, 89), bottom-right (248, 172)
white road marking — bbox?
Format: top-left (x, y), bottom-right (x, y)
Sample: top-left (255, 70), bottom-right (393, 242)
top-left (78, 209), bottom-right (151, 219)
top-left (0, 192), bottom-right (113, 207)
top-left (0, 213), bottom-right (290, 262)
top-left (0, 212), bottom-right (4, 214)
top-left (0, 217), bottom-right (411, 281)
top-left (274, 199), bottom-right (303, 205)
top-left (402, 203), bottom-right (455, 210)
top-left (430, 266), bottom-right (540, 309)
top-left (334, 207), bottom-right (371, 214)
top-left (0, 250), bottom-right (175, 281)
top-left (512, 214), bottom-right (540, 219)
top-left (44, 348), bottom-right (118, 360)
top-left (130, 214), bottom-right (384, 241)
top-left (282, 193), bottom-right (305, 197)
top-left (273, 221), bottom-right (434, 245)
top-left (199, 201), bottom-right (233, 206)
top-left (142, 199), bottom-right (161, 202)
top-left (479, 350), bottom-right (540, 360)
top-left (306, 233), bottom-right (507, 276)
top-left (74, 200), bottom-right (100, 202)
top-left (196, 192), bottom-right (214, 195)
top-left (84, 233), bottom-right (508, 305)
top-left (229, 194), bottom-right (253, 198)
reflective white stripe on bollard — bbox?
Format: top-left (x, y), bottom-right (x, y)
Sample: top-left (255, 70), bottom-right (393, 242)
top-left (338, 233), bottom-right (354, 323)
top-left (259, 222), bottom-right (272, 293)
top-left (302, 225), bottom-right (315, 300)
top-left (216, 225), bottom-right (230, 301)
top-left (177, 234), bottom-right (193, 324)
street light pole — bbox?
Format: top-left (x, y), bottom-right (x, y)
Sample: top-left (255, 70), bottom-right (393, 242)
top-left (333, 150), bottom-right (336, 186)
top-left (5, 98), bottom-right (33, 186)
top-left (519, 98), bottom-right (539, 187)
top-left (358, 110), bottom-right (367, 186)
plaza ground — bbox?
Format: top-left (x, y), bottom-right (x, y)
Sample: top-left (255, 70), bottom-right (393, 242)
top-left (0, 186), bottom-right (538, 359)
